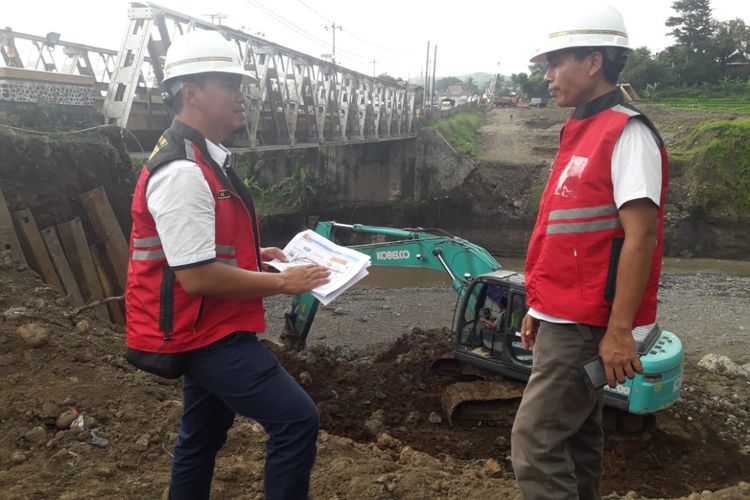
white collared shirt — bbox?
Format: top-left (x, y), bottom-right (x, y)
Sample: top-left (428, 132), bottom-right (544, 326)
top-left (145, 139), bottom-right (231, 268)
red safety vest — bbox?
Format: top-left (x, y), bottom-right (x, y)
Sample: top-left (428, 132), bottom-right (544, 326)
top-left (126, 121), bottom-right (265, 353)
top-left (525, 92), bottom-right (668, 327)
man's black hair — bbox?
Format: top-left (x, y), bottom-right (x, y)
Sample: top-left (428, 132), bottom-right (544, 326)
top-left (166, 73), bottom-right (209, 113)
top-left (569, 46), bottom-right (630, 85)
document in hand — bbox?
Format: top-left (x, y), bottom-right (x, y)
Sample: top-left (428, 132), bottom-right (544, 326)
top-left (266, 230), bottom-right (371, 305)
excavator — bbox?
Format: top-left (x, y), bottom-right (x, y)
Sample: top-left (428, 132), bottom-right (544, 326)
top-left (283, 221), bottom-right (684, 432)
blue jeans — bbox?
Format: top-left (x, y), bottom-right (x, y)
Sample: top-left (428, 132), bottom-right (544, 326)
top-left (169, 332), bottom-right (319, 500)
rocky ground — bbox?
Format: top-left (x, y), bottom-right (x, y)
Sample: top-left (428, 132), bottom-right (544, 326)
top-left (0, 252), bottom-right (748, 499)
top-left (0, 104), bottom-right (748, 499)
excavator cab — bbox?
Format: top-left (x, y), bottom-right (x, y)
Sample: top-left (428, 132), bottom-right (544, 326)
top-left (453, 270), bottom-right (533, 382)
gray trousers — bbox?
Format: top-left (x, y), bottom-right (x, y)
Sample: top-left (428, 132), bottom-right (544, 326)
top-left (511, 321), bottom-right (605, 500)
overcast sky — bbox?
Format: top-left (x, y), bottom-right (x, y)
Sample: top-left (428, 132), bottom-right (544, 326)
top-left (4, 0), bottom-right (750, 79)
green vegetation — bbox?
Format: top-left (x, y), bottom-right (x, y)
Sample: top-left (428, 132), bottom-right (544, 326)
top-left (244, 167), bottom-right (326, 216)
top-left (231, 149), bottom-right (328, 216)
top-left (674, 119), bottom-right (750, 218)
top-left (651, 96), bottom-right (750, 113)
top-left (429, 108), bottom-right (483, 157)
top-left (620, 0), bottom-right (749, 99)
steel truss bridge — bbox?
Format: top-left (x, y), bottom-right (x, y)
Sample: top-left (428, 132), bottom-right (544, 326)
top-left (2, 2), bottom-right (431, 150)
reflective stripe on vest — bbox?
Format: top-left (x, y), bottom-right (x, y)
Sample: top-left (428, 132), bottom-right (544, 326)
top-left (131, 236), bottom-right (238, 263)
top-left (548, 204), bottom-right (617, 220)
top-left (546, 204), bottom-right (620, 234)
top-left (133, 236), bottom-right (162, 247)
top-left (546, 217), bottom-right (622, 234)
top-left (133, 249), bottom-right (167, 260)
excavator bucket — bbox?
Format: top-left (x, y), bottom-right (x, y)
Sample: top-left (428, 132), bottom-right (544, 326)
top-left (441, 380), bottom-right (525, 425)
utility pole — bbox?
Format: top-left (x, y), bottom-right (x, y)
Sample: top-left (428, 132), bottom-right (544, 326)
top-left (424, 41), bottom-right (430, 110)
top-left (371, 58), bottom-right (378, 78)
top-left (324, 22), bottom-right (343, 65)
top-left (204, 12), bottom-right (227, 25)
top-left (430, 44), bottom-right (437, 110)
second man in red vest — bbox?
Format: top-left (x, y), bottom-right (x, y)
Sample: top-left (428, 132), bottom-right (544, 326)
top-left (511, 4), bottom-right (669, 499)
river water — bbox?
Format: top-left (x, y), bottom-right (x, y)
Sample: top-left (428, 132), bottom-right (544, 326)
top-left (357, 256), bottom-right (750, 289)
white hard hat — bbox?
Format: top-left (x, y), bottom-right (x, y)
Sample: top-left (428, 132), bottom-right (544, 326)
top-left (530, 3), bottom-right (631, 63)
top-left (162, 30), bottom-right (251, 84)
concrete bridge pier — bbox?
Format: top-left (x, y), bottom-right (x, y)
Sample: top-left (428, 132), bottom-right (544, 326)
top-left (319, 139), bottom-right (419, 203)
top-left (247, 138), bottom-right (425, 206)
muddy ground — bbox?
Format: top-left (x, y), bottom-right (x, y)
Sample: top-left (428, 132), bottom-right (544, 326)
top-left (0, 106), bottom-right (748, 499)
top-left (0, 254), bottom-right (748, 499)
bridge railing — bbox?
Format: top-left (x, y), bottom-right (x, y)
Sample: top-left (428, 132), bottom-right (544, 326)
top-left (1, 4), bottom-right (423, 150)
top-left (0, 28), bottom-right (118, 92)
top-left (100, 2), bottom-right (419, 148)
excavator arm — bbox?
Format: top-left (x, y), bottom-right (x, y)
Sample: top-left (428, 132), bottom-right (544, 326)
top-left (283, 221), bottom-right (502, 350)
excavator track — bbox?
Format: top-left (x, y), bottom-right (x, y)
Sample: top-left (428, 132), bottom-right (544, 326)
top-left (441, 380), bottom-right (525, 425)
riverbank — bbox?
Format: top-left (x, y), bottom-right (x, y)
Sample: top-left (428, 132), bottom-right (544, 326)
top-left (265, 271), bottom-right (750, 364)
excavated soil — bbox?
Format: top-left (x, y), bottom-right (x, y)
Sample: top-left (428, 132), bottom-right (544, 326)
top-left (1, 110), bottom-right (749, 499)
top-left (0, 259), bottom-right (748, 499)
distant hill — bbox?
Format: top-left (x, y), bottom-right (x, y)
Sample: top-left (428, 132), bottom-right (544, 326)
top-left (409, 72), bottom-right (495, 89)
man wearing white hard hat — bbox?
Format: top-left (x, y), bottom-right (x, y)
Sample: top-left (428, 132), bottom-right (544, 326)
top-left (511, 4), bottom-right (668, 498)
top-left (124, 29), bottom-right (329, 499)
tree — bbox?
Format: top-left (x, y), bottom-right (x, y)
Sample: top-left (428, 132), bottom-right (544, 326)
top-left (463, 77), bottom-right (479, 96)
top-left (493, 75), bottom-right (513, 97)
top-left (621, 47), bottom-right (675, 93)
top-left (435, 76), bottom-right (463, 92)
top-left (666, 0), bottom-right (715, 63)
top-left (377, 73), bottom-right (405, 86)
top-left (711, 18), bottom-right (750, 70)
top-left (510, 71), bottom-right (548, 98)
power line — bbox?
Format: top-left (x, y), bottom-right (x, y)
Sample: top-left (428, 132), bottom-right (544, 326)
top-left (244, 0), bottom-right (329, 51)
top-left (293, 0), bottom-right (330, 24)
top-left (340, 27), bottom-right (405, 55)
top-left (243, 0), bottom-right (370, 65)
top-left (293, 0), bottom-right (404, 56)
top-left (241, 0), bottom-right (403, 75)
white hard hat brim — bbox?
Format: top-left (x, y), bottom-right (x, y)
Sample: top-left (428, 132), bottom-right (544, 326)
top-left (163, 65), bottom-right (254, 85)
top-left (530, 31), bottom-right (630, 63)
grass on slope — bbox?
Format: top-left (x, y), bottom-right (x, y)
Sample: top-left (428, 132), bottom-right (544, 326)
top-left (672, 119), bottom-right (750, 219)
top-left (430, 108), bottom-right (483, 157)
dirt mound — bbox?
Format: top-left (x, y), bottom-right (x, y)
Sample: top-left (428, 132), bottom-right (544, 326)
top-left (274, 330), bottom-right (750, 499)
top-left (0, 262), bottom-right (748, 499)
top-left (0, 126), bottom-right (134, 239)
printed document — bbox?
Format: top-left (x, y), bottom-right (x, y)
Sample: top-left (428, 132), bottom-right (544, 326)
top-left (266, 229), bottom-right (371, 305)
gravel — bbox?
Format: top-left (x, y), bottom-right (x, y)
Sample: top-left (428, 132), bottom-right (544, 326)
top-left (265, 273), bottom-right (750, 365)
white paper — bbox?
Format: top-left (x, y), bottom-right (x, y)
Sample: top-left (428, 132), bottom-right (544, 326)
top-left (267, 229), bottom-right (371, 303)
top-left (313, 268), bottom-right (369, 305)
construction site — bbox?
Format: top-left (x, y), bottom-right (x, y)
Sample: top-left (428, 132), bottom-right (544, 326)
top-left (1, 2), bottom-right (750, 499)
